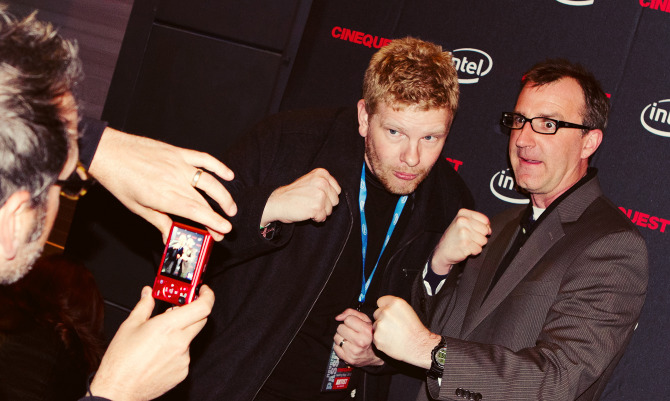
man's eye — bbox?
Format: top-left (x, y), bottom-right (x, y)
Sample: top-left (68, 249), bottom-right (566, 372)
top-left (543, 120), bottom-right (557, 129)
top-left (389, 129), bottom-right (399, 135)
top-left (424, 135), bottom-right (435, 141)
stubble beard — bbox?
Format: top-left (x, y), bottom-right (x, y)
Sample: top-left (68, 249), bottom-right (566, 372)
top-left (364, 139), bottom-right (429, 196)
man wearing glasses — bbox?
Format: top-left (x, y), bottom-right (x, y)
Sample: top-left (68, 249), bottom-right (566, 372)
top-left (366, 59), bottom-right (648, 400)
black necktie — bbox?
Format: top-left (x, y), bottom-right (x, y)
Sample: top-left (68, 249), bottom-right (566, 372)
top-left (484, 208), bottom-right (535, 300)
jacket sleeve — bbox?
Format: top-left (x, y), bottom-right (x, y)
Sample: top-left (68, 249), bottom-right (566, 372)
top-left (78, 117), bottom-right (108, 169)
top-left (208, 113), bottom-right (297, 267)
top-left (428, 229), bottom-right (648, 400)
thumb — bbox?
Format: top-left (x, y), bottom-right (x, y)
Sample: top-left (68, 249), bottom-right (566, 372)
top-left (376, 295), bottom-right (394, 307)
top-left (335, 308), bottom-right (359, 321)
top-left (125, 286), bottom-right (155, 324)
top-left (334, 310), bottom-right (350, 321)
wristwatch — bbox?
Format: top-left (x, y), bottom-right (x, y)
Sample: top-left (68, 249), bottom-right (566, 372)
top-left (260, 221), bottom-right (281, 240)
top-left (427, 336), bottom-right (447, 380)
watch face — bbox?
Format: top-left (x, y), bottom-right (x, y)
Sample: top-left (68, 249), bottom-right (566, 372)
top-left (435, 347), bottom-right (447, 367)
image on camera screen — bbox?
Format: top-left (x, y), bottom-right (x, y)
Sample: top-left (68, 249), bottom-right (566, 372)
top-left (159, 227), bottom-right (205, 283)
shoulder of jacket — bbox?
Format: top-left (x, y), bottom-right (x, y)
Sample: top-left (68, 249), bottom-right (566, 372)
top-left (261, 107), bottom-right (354, 132)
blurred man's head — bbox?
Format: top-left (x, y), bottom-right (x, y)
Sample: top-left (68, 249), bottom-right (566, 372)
top-left (358, 37), bottom-right (459, 195)
top-left (0, 7), bottom-right (82, 283)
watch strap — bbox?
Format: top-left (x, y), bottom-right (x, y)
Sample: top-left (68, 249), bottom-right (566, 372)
top-left (427, 336), bottom-right (447, 380)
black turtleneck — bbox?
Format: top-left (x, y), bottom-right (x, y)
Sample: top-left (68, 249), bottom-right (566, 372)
top-left (259, 165), bottom-right (412, 401)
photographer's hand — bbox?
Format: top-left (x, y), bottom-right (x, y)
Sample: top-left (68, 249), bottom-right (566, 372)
top-left (89, 128), bottom-right (237, 242)
top-left (89, 285), bottom-right (214, 401)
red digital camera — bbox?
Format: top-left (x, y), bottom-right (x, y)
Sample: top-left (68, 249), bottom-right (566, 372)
top-left (152, 222), bottom-right (212, 305)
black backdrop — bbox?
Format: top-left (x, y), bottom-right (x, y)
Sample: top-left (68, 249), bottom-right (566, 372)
top-left (67, 0), bottom-right (670, 398)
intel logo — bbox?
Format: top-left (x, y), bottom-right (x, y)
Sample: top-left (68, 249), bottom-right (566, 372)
top-left (641, 99), bottom-right (670, 138)
top-left (451, 48), bottom-right (492, 84)
top-left (555, 0), bottom-right (594, 5)
top-left (490, 169), bottom-right (529, 205)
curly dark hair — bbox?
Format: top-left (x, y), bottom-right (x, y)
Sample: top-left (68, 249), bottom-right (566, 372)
top-left (0, 6), bottom-right (82, 206)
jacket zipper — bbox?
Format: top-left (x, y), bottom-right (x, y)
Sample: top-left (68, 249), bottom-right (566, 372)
top-left (251, 191), bottom-right (355, 400)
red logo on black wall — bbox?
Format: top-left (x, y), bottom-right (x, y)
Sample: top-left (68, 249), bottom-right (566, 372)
top-left (619, 207), bottom-right (669, 233)
top-left (639, 0), bottom-right (670, 13)
top-left (446, 157), bottom-right (463, 171)
top-left (331, 27), bottom-right (391, 48)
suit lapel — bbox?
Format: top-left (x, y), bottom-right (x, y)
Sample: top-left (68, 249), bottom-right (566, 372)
top-left (458, 214), bottom-right (520, 336)
top-left (475, 213), bottom-right (565, 327)
top-left (458, 174), bottom-right (604, 338)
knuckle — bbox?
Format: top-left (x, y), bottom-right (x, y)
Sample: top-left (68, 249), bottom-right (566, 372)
top-left (455, 215), bottom-right (470, 227)
top-left (314, 189), bottom-right (328, 202)
top-left (311, 168), bottom-right (326, 178)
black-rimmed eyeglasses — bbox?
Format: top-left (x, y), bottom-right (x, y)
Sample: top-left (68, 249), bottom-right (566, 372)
top-left (55, 162), bottom-right (95, 200)
top-left (500, 112), bottom-right (592, 135)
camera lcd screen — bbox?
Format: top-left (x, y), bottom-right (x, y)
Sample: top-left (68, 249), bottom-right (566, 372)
top-left (159, 226), bottom-right (206, 284)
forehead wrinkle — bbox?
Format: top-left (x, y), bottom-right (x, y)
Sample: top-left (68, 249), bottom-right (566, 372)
top-left (376, 109), bottom-right (449, 135)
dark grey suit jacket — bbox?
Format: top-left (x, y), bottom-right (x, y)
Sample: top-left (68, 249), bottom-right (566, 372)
top-left (413, 175), bottom-right (648, 401)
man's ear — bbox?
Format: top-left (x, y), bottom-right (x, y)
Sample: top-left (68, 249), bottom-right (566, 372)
top-left (0, 190), bottom-right (32, 260)
top-left (581, 129), bottom-right (603, 160)
top-left (357, 99), bottom-right (370, 138)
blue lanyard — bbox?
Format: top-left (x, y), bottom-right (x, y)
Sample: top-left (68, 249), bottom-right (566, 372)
top-left (358, 165), bottom-right (408, 304)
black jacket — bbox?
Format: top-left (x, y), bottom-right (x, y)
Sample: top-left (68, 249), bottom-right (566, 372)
top-left (183, 107), bottom-right (473, 401)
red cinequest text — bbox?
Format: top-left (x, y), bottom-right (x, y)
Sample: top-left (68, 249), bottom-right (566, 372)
top-left (331, 27), bottom-right (391, 48)
top-left (619, 207), bottom-right (670, 233)
top-left (639, 0), bottom-right (670, 12)
top-left (446, 157), bottom-right (463, 172)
